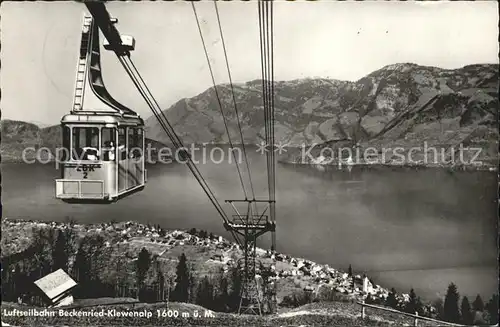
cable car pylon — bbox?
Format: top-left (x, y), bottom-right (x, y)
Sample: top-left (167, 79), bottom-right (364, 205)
top-left (223, 199), bottom-right (276, 314)
top-left (191, 0), bottom-right (278, 315)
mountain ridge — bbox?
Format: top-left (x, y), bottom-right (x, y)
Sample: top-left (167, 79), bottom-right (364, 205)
top-left (2, 63), bottom-right (498, 165)
top-left (145, 62), bottom-right (497, 166)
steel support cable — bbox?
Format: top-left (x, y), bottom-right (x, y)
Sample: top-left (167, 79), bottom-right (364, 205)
top-left (120, 55), bottom-right (242, 244)
top-left (213, 1), bottom-right (257, 203)
top-left (258, 1), bottom-right (273, 230)
top-left (258, 0), bottom-right (272, 202)
top-left (119, 58), bottom-right (208, 189)
top-left (265, 0), bottom-right (275, 206)
top-left (269, 0), bottom-right (276, 204)
top-left (259, 0), bottom-right (277, 252)
top-left (122, 56), bottom-right (229, 219)
top-left (264, 0), bottom-right (276, 252)
top-left (266, 2), bottom-right (273, 206)
top-left (263, 2), bottom-right (274, 206)
top-left (258, 1), bottom-right (268, 156)
top-left (269, 0), bottom-right (277, 252)
top-left (191, 2), bottom-right (248, 200)
top-left (116, 55), bottom-right (244, 245)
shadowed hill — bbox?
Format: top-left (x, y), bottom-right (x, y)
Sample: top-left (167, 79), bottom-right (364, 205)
top-left (0, 120), bottom-right (168, 162)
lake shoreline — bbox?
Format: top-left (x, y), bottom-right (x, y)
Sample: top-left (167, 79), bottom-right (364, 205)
top-left (277, 160), bottom-right (498, 172)
top-left (2, 156), bottom-right (497, 172)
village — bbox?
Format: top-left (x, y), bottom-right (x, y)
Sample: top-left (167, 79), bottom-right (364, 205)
top-left (2, 218), bottom-right (414, 310)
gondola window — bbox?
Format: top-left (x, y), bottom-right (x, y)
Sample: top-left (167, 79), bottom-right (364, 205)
top-left (128, 127), bottom-right (142, 159)
top-left (118, 127), bottom-right (127, 160)
top-left (71, 127), bottom-right (100, 161)
top-left (101, 127), bottom-right (117, 161)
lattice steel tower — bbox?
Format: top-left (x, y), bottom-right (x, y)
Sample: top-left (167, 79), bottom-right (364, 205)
top-left (224, 199), bottom-right (276, 315)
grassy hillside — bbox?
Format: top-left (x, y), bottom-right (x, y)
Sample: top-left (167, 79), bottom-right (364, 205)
top-left (3, 219), bottom-right (495, 326)
top-left (1, 300), bottom-right (412, 327)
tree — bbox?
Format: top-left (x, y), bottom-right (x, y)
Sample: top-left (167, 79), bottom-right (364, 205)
top-left (155, 260), bottom-right (165, 301)
top-left (12, 264), bottom-right (23, 301)
top-left (386, 288), bottom-right (398, 309)
top-left (172, 253), bottom-right (190, 302)
top-left (72, 235), bottom-right (106, 298)
top-left (486, 294), bottom-right (498, 325)
top-left (228, 265), bottom-right (242, 312)
top-left (218, 276), bottom-right (230, 311)
top-left (213, 268), bottom-right (229, 312)
top-left (405, 289), bottom-right (419, 314)
top-left (52, 230), bottom-right (69, 272)
top-left (196, 276), bottom-right (214, 309)
top-left (433, 298), bottom-right (444, 320)
top-left (32, 228), bottom-right (56, 278)
top-left (72, 243), bottom-right (91, 298)
top-left (365, 293), bottom-right (375, 304)
top-left (188, 264), bottom-right (196, 303)
top-left (347, 264), bottom-right (354, 288)
top-left (416, 297), bottom-right (424, 315)
top-left (472, 294), bottom-right (484, 312)
top-left (136, 248), bottom-right (151, 300)
top-left (443, 283), bottom-right (461, 323)
top-left (461, 296), bottom-right (473, 325)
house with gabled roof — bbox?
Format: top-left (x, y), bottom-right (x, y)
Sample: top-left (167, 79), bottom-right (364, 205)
top-left (33, 269), bottom-right (77, 307)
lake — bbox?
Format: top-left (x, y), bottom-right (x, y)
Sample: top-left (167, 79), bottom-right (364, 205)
top-left (1, 147), bottom-right (497, 301)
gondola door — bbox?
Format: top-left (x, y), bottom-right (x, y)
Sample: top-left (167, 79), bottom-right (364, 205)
top-left (117, 127), bottom-right (128, 193)
top-left (137, 128), bottom-right (145, 185)
top-left (127, 127), bottom-right (138, 189)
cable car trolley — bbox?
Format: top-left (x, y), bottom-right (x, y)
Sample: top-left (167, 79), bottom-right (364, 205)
top-left (55, 13), bottom-right (146, 203)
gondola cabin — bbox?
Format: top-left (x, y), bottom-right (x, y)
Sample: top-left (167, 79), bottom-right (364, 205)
top-left (55, 12), bottom-right (147, 203)
top-left (55, 113), bottom-right (146, 203)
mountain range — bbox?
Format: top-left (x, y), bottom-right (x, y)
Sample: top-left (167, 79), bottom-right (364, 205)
top-left (1, 63), bottom-right (498, 165)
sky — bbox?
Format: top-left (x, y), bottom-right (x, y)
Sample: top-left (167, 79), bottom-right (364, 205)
top-left (1, 1), bottom-right (498, 126)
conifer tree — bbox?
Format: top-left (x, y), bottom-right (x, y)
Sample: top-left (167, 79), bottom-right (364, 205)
top-left (73, 243), bottom-right (90, 298)
top-left (196, 276), bottom-right (214, 309)
top-left (172, 253), bottom-right (190, 302)
top-left (486, 294), bottom-right (498, 325)
top-left (416, 297), bottom-right (424, 315)
top-left (460, 296), bottom-right (473, 325)
top-left (52, 230), bottom-right (69, 271)
top-left (386, 288), bottom-right (398, 309)
top-left (472, 294), bottom-right (484, 312)
top-left (443, 283), bottom-right (461, 323)
top-left (13, 264), bottom-right (23, 301)
top-left (136, 248), bottom-right (151, 301)
top-left (215, 268), bottom-right (229, 312)
top-left (228, 265), bottom-right (242, 312)
top-left (405, 289), bottom-right (418, 313)
top-left (433, 298), bottom-right (444, 320)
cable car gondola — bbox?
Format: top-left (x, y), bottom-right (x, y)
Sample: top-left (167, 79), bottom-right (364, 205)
top-left (55, 15), bottom-right (146, 203)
